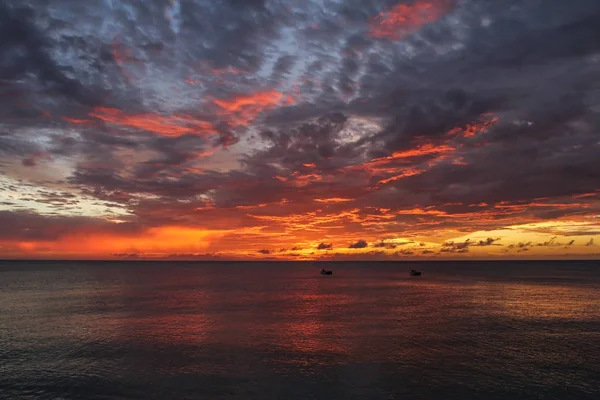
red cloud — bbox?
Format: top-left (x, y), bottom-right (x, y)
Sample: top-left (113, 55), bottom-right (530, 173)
top-left (90, 107), bottom-right (216, 137)
top-left (369, 0), bottom-right (455, 40)
top-left (213, 90), bottom-right (294, 126)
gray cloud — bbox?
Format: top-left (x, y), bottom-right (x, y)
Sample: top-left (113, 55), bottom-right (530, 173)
top-left (317, 242), bottom-right (333, 250)
top-left (349, 239), bottom-right (368, 249)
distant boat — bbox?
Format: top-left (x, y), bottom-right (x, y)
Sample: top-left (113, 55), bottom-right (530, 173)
top-left (320, 269), bottom-right (333, 275)
top-left (409, 269), bottom-right (422, 276)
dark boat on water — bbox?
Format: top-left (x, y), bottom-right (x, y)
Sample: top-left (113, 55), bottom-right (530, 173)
top-left (410, 269), bottom-right (422, 276)
top-left (320, 269), bottom-right (333, 275)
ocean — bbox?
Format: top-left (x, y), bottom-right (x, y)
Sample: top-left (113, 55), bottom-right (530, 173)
top-left (1, 261), bottom-right (599, 399)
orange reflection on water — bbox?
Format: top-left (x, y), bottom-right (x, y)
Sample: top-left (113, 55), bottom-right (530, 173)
top-left (491, 283), bottom-right (600, 321)
top-left (277, 290), bottom-right (355, 359)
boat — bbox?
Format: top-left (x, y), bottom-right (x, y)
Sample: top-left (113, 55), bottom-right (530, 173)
top-left (409, 269), bottom-right (422, 276)
top-left (320, 268), bottom-right (333, 275)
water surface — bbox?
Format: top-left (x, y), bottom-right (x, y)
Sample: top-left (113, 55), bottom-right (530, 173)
top-left (1, 261), bottom-right (599, 399)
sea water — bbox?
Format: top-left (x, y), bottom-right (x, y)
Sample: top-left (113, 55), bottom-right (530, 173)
top-left (1, 261), bottom-right (599, 399)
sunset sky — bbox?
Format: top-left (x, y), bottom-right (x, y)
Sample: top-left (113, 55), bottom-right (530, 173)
top-left (1, 0), bottom-right (599, 260)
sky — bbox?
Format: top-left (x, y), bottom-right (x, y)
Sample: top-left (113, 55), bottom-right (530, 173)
top-left (0, 0), bottom-right (599, 260)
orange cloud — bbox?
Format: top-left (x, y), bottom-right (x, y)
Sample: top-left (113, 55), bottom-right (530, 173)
top-left (288, 172), bottom-right (323, 187)
top-left (63, 117), bottom-right (92, 125)
top-left (213, 90), bottom-right (293, 126)
top-left (90, 107), bottom-right (216, 137)
top-left (235, 203), bottom-right (268, 210)
top-left (369, 0), bottom-right (455, 40)
top-left (343, 143), bottom-right (454, 184)
top-left (446, 116), bottom-right (499, 138)
top-left (494, 201), bottom-right (592, 211)
top-left (386, 143), bottom-right (455, 160)
top-left (314, 198), bottom-right (352, 203)
top-left (572, 192), bottom-right (598, 199)
top-left (378, 168), bottom-right (423, 185)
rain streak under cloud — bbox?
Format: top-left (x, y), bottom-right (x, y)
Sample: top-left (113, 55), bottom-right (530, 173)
top-left (0, 0), bottom-right (599, 260)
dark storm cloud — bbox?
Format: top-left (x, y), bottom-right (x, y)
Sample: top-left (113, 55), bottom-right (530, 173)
top-left (256, 0), bottom-right (600, 226)
top-left (271, 55), bottom-right (296, 78)
top-left (354, 1), bottom-right (600, 159)
top-left (0, 2), bottom-right (100, 107)
top-left (180, 1), bottom-right (280, 72)
top-left (371, 88), bottom-right (501, 153)
top-left (244, 112), bottom-right (355, 171)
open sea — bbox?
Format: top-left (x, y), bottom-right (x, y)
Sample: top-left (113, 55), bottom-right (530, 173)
top-left (1, 260), bottom-right (599, 400)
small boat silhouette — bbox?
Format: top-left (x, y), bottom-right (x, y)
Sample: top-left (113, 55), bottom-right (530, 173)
top-left (409, 269), bottom-right (422, 276)
top-left (320, 268), bottom-right (333, 275)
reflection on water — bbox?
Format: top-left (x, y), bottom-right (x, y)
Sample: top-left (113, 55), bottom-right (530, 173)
top-left (1, 261), bottom-right (599, 399)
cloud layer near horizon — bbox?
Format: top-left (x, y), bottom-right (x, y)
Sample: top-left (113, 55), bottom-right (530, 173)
top-left (1, 0), bottom-right (599, 259)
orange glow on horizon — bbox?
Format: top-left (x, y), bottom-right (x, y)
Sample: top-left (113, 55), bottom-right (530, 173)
top-left (3, 215), bottom-right (599, 260)
top-left (9, 226), bottom-right (228, 257)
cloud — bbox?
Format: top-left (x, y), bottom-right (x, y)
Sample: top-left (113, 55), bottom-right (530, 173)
top-left (477, 237), bottom-right (501, 246)
top-left (112, 253), bottom-right (141, 259)
top-left (369, 0), bottom-right (455, 41)
top-left (441, 239), bottom-right (471, 253)
top-left (507, 242), bottom-right (532, 251)
top-left (1, 0), bottom-right (600, 260)
top-left (0, 210), bottom-right (140, 242)
top-left (0, 3), bottom-right (101, 106)
top-left (89, 107), bottom-right (217, 138)
top-left (257, 249), bottom-right (271, 254)
top-left (536, 237), bottom-right (559, 247)
top-left (349, 239), bottom-right (368, 249)
top-left (373, 241), bottom-right (397, 249)
top-left (317, 242), bottom-right (333, 250)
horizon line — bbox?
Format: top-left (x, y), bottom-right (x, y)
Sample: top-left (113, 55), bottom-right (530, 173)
top-left (1, 258), bottom-right (599, 263)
